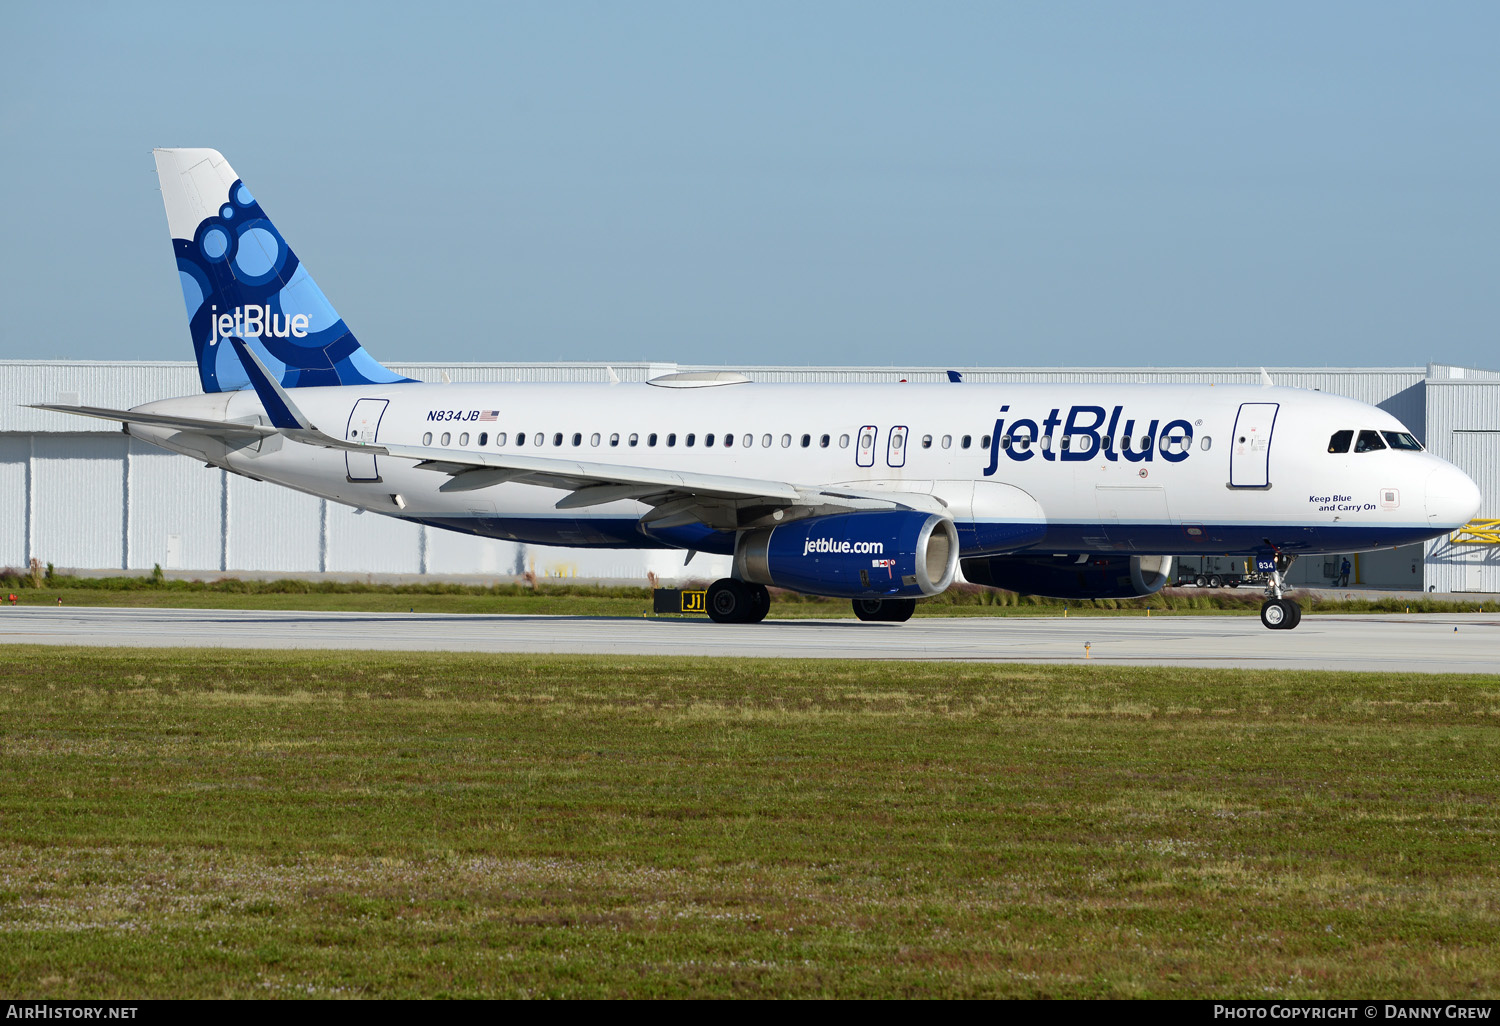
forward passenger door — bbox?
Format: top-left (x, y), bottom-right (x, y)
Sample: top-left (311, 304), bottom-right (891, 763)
top-left (1228, 403), bottom-right (1278, 488)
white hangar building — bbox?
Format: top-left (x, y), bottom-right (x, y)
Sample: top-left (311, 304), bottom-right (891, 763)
top-left (2, 360), bottom-right (1496, 593)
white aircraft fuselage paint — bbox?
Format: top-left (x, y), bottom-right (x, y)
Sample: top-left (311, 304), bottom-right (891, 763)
top-left (126, 379), bottom-right (1479, 559)
top-left (35, 147), bottom-right (1483, 627)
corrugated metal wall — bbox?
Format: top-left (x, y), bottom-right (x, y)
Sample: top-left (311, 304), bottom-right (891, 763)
top-left (1423, 381), bottom-right (1500, 593)
top-left (0, 361), bottom-right (1429, 430)
top-left (2, 361), bottom-right (1493, 590)
top-left (0, 435), bottom-right (28, 568)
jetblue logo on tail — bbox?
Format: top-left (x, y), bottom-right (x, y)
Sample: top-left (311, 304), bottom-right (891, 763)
top-left (207, 305), bottom-right (309, 345)
top-left (155, 150), bottom-right (413, 392)
top-left (983, 405), bottom-right (1195, 476)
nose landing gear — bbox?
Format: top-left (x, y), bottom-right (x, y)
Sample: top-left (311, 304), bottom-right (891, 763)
top-left (1258, 552), bottom-right (1302, 630)
top-left (1259, 598), bottom-right (1301, 630)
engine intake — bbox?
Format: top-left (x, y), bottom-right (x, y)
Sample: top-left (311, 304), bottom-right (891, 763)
top-left (962, 553), bottom-right (1173, 599)
top-left (734, 510), bottom-right (958, 598)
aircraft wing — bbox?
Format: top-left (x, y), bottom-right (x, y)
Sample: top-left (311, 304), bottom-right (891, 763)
top-left (375, 440), bottom-right (937, 529)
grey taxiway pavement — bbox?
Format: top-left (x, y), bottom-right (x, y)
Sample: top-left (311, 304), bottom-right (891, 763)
top-left (2, 606), bottom-right (1497, 673)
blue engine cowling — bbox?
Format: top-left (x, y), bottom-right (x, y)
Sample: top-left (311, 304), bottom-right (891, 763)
top-left (733, 510), bottom-right (959, 598)
top-left (962, 553), bottom-right (1173, 599)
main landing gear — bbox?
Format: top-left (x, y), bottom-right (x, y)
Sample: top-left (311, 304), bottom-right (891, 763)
top-left (706, 579), bottom-right (771, 624)
top-left (852, 597), bottom-right (916, 623)
top-left (1259, 553), bottom-right (1302, 630)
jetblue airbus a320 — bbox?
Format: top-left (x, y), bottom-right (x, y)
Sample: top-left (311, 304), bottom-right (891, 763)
top-left (33, 149), bottom-right (1483, 630)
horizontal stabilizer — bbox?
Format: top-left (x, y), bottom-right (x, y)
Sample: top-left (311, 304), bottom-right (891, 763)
top-left (26, 403), bottom-right (274, 437)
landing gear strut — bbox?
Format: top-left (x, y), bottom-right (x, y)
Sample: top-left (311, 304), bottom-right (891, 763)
top-left (852, 597), bottom-right (916, 623)
top-left (1259, 553), bottom-right (1302, 630)
top-left (706, 579), bottom-right (771, 624)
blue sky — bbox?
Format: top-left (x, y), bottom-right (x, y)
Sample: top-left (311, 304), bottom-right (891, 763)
top-left (2, 2), bottom-right (1497, 369)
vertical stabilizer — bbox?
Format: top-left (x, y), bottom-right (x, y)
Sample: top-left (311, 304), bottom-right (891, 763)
top-left (153, 148), bottom-right (411, 392)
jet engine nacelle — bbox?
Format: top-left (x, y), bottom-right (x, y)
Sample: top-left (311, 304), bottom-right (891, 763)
top-left (734, 510), bottom-right (959, 598)
top-left (962, 553), bottom-right (1174, 599)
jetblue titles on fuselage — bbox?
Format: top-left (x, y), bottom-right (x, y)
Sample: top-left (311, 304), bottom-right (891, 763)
top-left (983, 404), bottom-right (1195, 475)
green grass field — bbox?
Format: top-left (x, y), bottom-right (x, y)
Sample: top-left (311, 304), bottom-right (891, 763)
top-left (2, 648), bottom-right (1498, 998)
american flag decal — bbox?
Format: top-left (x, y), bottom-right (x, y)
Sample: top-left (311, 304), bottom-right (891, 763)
top-left (479, 410), bottom-right (498, 421)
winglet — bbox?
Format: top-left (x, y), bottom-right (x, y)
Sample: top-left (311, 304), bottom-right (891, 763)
top-left (947, 370), bottom-right (963, 383)
top-left (230, 337), bottom-right (315, 431)
top-left (1260, 367), bottom-right (1274, 387)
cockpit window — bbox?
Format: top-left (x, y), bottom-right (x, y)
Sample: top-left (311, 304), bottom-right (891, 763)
top-left (1328, 430), bottom-right (1352, 454)
top-left (1382, 431), bottom-right (1423, 451)
top-left (1355, 430), bottom-right (1387, 453)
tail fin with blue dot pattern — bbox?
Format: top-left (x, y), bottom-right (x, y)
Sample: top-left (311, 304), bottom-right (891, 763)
top-left (153, 148), bottom-right (411, 393)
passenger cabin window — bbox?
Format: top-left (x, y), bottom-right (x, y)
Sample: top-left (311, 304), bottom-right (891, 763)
top-left (1382, 431), bottom-right (1423, 451)
top-left (819, 434), bottom-right (830, 448)
top-left (705, 433), bottom-right (714, 447)
top-left (533, 432), bottom-right (544, 447)
top-left (459, 432), bottom-right (469, 446)
top-left (572, 432), bottom-right (582, 446)
top-left (684, 433), bottom-right (694, 447)
top-left (440, 432), bottom-right (451, 446)
top-left (921, 435), bottom-right (932, 449)
top-left (478, 432), bottom-right (488, 446)
top-left (648, 433), bottom-right (658, 446)
top-left (1200, 436), bottom-right (1212, 451)
top-left (762, 434), bottom-right (772, 448)
top-left (516, 432), bottom-right (526, 446)
top-left (422, 432), bottom-right (433, 445)
top-left (800, 434), bottom-right (811, 448)
top-left (839, 434), bottom-right (850, 448)
top-left (590, 433), bottom-right (600, 446)
top-left (553, 433), bottom-right (563, 446)
top-left (981, 434), bottom-right (991, 450)
top-left (1328, 430), bottom-right (1353, 454)
top-left (781, 434), bottom-right (792, 448)
top-left (609, 433), bottom-right (619, 446)
top-left (941, 435), bottom-right (952, 449)
top-left (666, 433), bottom-right (676, 447)
top-left (1355, 430), bottom-right (1387, 453)
top-left (724, 433), bottom-right (734, 448)
top-left (628, 433), bottom-right (638, 446)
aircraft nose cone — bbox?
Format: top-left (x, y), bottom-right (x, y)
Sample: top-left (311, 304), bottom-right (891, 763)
top-left (1425, 464), bottom-right (1482, 529)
